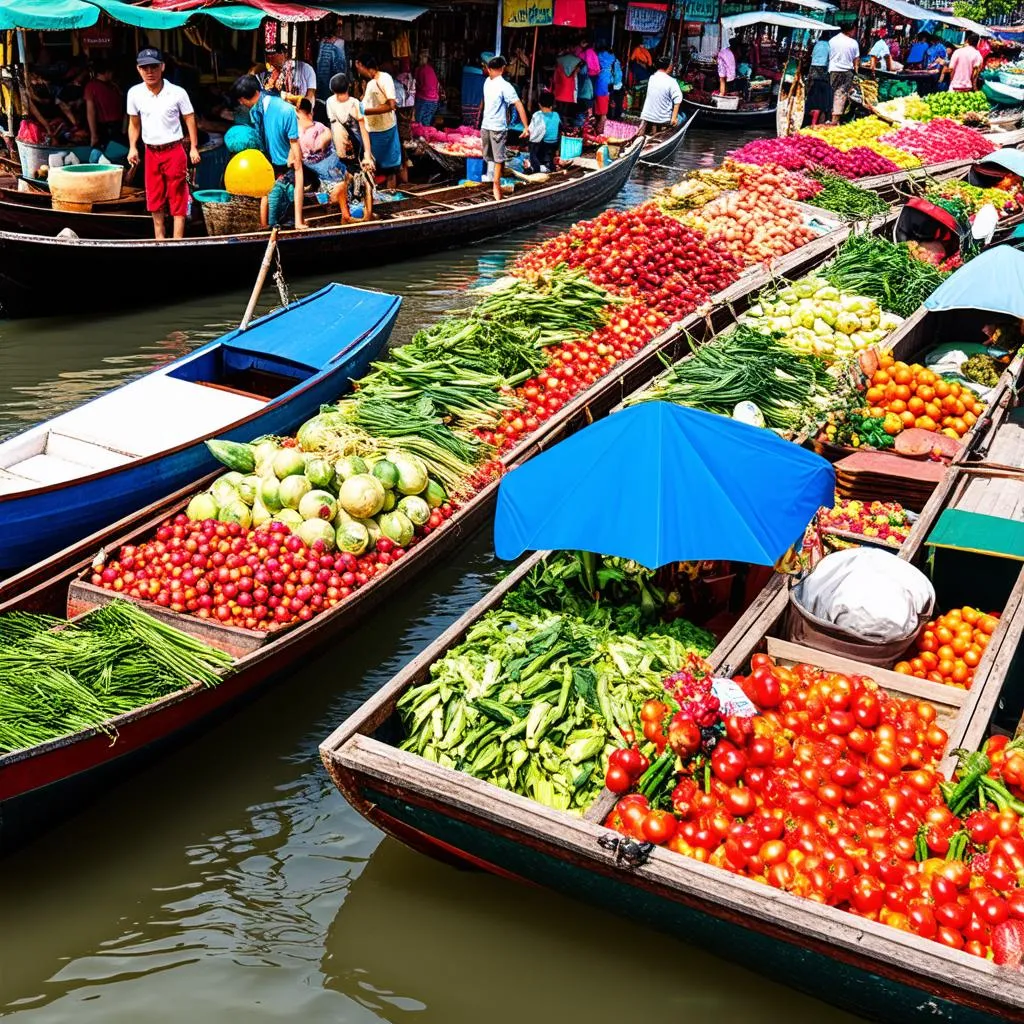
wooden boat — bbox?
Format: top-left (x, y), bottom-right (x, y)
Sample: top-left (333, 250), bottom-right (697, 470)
top-left (0, 140), bottom-right (645, 316)
top-left (0, 283), bottom-right (401, 574)
top-left (0, 203), bottom-right (886, 852)
top-left (318, 368), bottom-right (1024, 1024)
top-left (680, 95), bottom-right (778, 130)
top-left (628, 116), bottom-right (692, 165)
top-left (984, 79), bottom-right (1024, 107)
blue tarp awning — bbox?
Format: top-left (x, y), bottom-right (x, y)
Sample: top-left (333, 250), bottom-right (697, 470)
top-left (924, 245), bottom-right (1024, 318)
top-left (723, 11), bottom-right (838, 32)
top-left (868, 0), bottom-right (995, 36)
top-left (0, 0), bottom-right (97, 30)
top-left (0, 0), bottom-right (266, 30)
top-left (494, 402), bottom-right (836, 569)
top-left (976, 148), bottom-right (1024, 178)
top-left (223, 282), bottom-right (401, 373)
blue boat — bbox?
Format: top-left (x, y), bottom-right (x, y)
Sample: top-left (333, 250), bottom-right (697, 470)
top-left (0, 283), bottom-right (401, 573)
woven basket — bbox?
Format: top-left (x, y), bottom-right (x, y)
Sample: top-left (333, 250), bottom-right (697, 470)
top-left (199, 192), bottom-right (261, 236)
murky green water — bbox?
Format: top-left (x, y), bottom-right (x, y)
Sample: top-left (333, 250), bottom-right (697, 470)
top-left (0, 129), bottom-right (862, 1023)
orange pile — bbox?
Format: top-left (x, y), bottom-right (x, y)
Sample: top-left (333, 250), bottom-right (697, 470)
top-left (895, 606), bottom-right (1000, 689)
top-left (864, 355), bottom-right (984, 439)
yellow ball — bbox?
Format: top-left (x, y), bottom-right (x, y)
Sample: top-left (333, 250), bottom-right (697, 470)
top-left (224, 149), bottom-right (275, 198)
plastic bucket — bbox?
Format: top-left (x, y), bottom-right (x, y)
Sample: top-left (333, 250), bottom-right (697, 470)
top-left (559, 136), bottom-right (584, 160)
top-left (466, 156), bottom-right (484, 181)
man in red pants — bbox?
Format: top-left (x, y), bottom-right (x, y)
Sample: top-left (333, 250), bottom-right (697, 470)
top-left (126, 48), bottom-right (200, 239)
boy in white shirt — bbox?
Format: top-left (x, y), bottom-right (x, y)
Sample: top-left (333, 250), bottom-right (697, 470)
top-left (480, 56), bottom-right (529, 202)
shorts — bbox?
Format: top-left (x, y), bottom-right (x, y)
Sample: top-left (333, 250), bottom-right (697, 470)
top-left (481, 128), bottom-right (507, 163)
top-left (144, 142), bottom-right (188, 217)
top-left (830, 70), bottom-right (854, 117)
top-left (593, 94), bottom-right (610, 115)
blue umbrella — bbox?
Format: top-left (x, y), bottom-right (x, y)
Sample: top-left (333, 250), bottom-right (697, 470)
top-left (924, 245), bottom-right (1024, 320)
top-left (494, 402), bottom-right (835, 568)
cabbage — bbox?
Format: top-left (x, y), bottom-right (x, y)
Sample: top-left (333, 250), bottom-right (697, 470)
top-left (211, 478), bottom-right (239, 508)
top-left (398, 495), bottom-right (430, 526)
top-left (792, 279), bottom-right (816, 299)
top-left (770, 316), bottom-right (793, 332)
top-left (305, 456), bottom-right (336, 490)
top-left (382, 490), bottom-right (397, 512)
top-left (813, 318), bottom-right (833, 337)
top-left (879, 313), bottom-right (902, 331)
top-left (218, 500), bottom-right (252, 528)
top-left (299, 489), bottom-right (337, 521)
top-left (339, 473), bottom-right (386, 518)
top-left (332, 505), bottom-right (353, 528)
top-left (274, 508), bottom-right (303, 528)
top-left (835, 311), bottom-right (860, 336)
top-left (335, 455), bottom-right (368, 481)
top-left (237, 475), bottom-right (260, 506)
top-left (778, 288), bottom-right (798, 304)
top-left (273, 448), bottom-right (307, 479)
top-left (379, 510), bottom-right (414, 547)
top-left (252, 497), bottom-right (272, 527)
top-left (817, 302), bottom-right (839, 327)
top-left (296, 413), bottom-right (342, 452)
top-left (297, 518), bottom-right (336, 551)
top-left (424, 479), bottom-right (446, 509)
top-left (372, 459), bottom-right (400, 489)
top-left (388, 451), bottom-right (429, 495)
top-left (259, 474), bottom-right (282, 512)
top-left (747, 303), bottom-right (764, 318)
top-left (186, 492), bottom-right (218, 522)
top-left (280, 475), bottom-right (312, 510)
top-left (356, 516), bottom-right (382, 550)
top-left (252, 438), bottom-right (280, 474)
top-left (337, 520), bottom-right (370, 555)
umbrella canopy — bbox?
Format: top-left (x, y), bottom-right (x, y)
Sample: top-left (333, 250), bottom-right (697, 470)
top-left (722, 11), bottom-right (838, 33)
top-left (924, 245), bottom-right (1024, 319)
top-left (494, 402), bottom-right (836, 568)
top-left (975, 149), bottom-right (1024, 180)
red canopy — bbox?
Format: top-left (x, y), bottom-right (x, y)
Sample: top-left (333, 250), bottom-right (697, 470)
top-left (150, 0), bottom-right (331, 21)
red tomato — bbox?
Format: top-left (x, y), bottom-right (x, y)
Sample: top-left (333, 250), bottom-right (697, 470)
top-left (642, 810), bottom-right (678, 845)
top-left (605, 764), bottom-right (633, 794)
top-left (851, 875), bottom-right (884, 914)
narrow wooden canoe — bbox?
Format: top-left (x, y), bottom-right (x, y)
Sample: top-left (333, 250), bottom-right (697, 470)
top-left (681, 97), bottom-right (778, 130)
top-left (636, 117), bottom-right (692, 165)
top-left (0, 140), bottom-right (645, 317)
top-left (0, 283), bottom-right (401, 573)
top-left (319, 402), bottom-right (1024, 1024)
top-left (0, 208), bottom-right (884, 852)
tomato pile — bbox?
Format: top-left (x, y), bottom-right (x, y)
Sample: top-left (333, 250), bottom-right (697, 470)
top-left (478, 303), bottom-right (669, 452)
top-left (512, 204), bottom-right (741, 319)
top-left (90, 513), bottom-right (452, 631)
top-left (897, 606), bottom-right (1001, 689)
top-left (865, 356), bottom-right (983, 439)
top-left (605, 654), bottom-right (1024, 965)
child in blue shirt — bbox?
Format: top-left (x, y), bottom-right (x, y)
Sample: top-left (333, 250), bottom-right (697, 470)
top-left (527, 89), bottom-right (560, 172)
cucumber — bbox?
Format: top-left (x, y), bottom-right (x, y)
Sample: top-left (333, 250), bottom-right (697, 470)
top-left (206, 439), bottom-right (256, 473)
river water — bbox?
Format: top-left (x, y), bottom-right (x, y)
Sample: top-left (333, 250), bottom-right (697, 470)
top-left (0, 128), bottom-right (862, 1024)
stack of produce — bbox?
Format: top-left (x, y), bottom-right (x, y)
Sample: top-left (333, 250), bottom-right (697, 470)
top-left (896, 606), bottom-right (1000, 687)
top-left (683, 188), bottom-right (819, 265)
top-left (805, 169), bottom-right (889, 219)
top-left (730, 161), bottom-right (822, 201)
top-left (602, 653), bottom-right (1024, 965)
top-left (823, 233), bottom-right (949, 318)
top-left (875, 93), bottom-right (932, 123)
top-left (728, 134), bottom-right (901, 178)
top-left (0, 601), bottom-right (232, 753)
top-left (863, 357), bottom-right (984, 439)
top-left (927, 179), bottom-right (1024, 217)
top-left (801, 117), bottom-right (921, 169)
top-left (741, 273), bottom-right (903, 362)
top-left (924, 90), bottom-right (990, 119)
top-left (411, 124), bottom-right (482, 155)
top-left (512, 204), bottom-right (741, 321)
top-left (880, 119), bottom-right (995, 164)
top-left (631, 323), bottom-right (841, 432)
top-left (397, 552), bottom-right (715, 812)
top-left (963, 353), bottom-right (1001, 388)
top-left (654, 166), bottom-right (744, 213)
top-left (904, 242), bottom-right (964, 273)
top-left (816, 497), bottom-right (914, 547)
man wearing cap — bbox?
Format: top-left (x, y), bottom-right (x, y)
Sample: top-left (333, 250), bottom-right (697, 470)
top-left (126, 48), bottom-right (200, 240)
top-left (260, 44), bottom-right (316, 105)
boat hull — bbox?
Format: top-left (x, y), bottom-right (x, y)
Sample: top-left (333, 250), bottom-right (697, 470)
top-left (0, 301), bottom-right (399, 572)
top-left (0, 143), bottom-right (644, 317)
top-left (681, 98), bottom-right (777, 129)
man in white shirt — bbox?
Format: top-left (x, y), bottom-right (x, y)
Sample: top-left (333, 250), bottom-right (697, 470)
top-left (480, 56), bottom-right (528, 202)
top-left (828, 25), bottom-right (860, 124)
top-left (638, 57), bottom-right (683, 134)
top-left (260, 44), bottom-right (316, 105)
top-left (126, 48), bottom-right (200, 240)
top-left (867, 28), bottom-right (892, 73)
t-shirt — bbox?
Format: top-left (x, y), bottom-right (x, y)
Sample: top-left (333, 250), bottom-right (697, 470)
top-left (828, 33), bottom-right (860, 73)
top-left (299, 119), bottom-right (332, 162)
top-left (259, 60), bottom-right (315, 98)
top-left (126, 80), bottom-right (194, 146)
top-left (907, 41), bottom-right (928, 64)
top-left (250, 92), bottom-right (299, 168)
top-left (577, 46), bottom-right (600, 77)
top-left (949, 45), bottom-right (982, 91)
top-left (326, 94), bottom-right (363, 156)
top-left (414, 63), bottom-right (439, 101)
top-left (810, 39), bottom-right (831, 67)
top-left (717, 46), bottom-right (736, 81)
top-left (869, 39), bottom-right (891, 66)
top-left (927, 42), bottom-right (948, 66)
top-left (553, 54), bottom-right (581, 102)
top-left (84, 79), bottom-right (122, 124)
top-left (639, 70), bottom-right (682, 124)
top-left (528, 109), bottom-right (560, 143)
top-left (481, 74), bottom-right (519, 132)
top-left (363, 71), bottom-right (396, 133)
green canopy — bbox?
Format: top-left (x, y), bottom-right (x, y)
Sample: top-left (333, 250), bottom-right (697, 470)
top-left (0, 0), bottom-right (266, 31)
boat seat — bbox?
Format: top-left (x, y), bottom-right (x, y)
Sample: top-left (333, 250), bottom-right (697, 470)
top-left (45, 432), bottom-right (133, 472)
top-left (0, 467), bottom-right (32, 495)
top-left (6, 453), bottom-right (99, 486)
top-left (53, 374), bottom-right (266, 458)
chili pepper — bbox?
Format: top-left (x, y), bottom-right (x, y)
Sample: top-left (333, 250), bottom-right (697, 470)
top-left (915, 823), bottom-right (930, 863)
top-left (980, 775), bottom-right (1024, 816)
top-left (946, 830), bottom-right (970, 861)
top-left (945, 749), bottom-right (992, 817)
top-left (637, 750), bottom-right (676, 799)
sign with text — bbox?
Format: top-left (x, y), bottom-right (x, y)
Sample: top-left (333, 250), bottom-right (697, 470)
top-left (503, 0), bottom-right (555, 27)
top-left (683, 0), bottom-right (720, 22)
top-left (625, 2), bottom-right (669, 34)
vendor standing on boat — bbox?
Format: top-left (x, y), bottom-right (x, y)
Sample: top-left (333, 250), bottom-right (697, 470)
top-left (948, 32), bottom-right (983, 93)
top-left (355, 53), bottom-right (402, 190)
top-left (717, 36), bottom-right (737, 95)
top-left (481, 56), bottom-right (529, 203)
top-left (260, 44), bottom-right (316, 106)
top-left (827, 24), bottom-right (860, 126)
top-left (867, 28), bottom-right (894, 74)
top-left (806, 35), bottom-right (833, 126)
top-left (85, 60), bottom-right (124, 149)
top-left (126, 49), bottom-right (200, 241)
top-left (638, 57), bottom-right (682, 135)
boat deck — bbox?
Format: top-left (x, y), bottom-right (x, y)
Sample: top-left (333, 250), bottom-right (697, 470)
top-left (954, 411), bottom-right (1024, 520)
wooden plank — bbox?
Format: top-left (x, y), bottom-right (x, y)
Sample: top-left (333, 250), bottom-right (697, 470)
top-left (709, 574), bottom-right (789, 676)
top-left (766, 637), bottom-right (964, 710)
